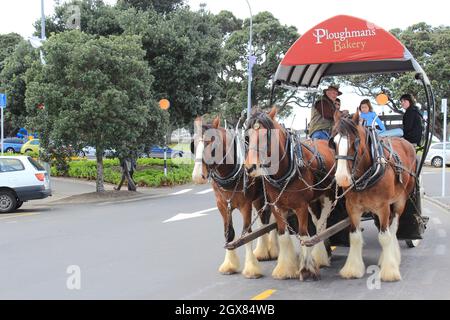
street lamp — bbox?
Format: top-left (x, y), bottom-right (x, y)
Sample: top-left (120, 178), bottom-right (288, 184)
top-left (245, 0), bottom-right (256, 120)
top-left (29, 0), bottom-right (46, 64)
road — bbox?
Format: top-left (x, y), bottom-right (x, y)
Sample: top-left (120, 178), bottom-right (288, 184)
top-left (0, 171), bottom-right (449, 300)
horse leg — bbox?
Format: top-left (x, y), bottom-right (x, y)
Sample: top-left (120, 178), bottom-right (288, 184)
top-left (217, 202), bottom-right (240, 275)
top-left (241, 202), bottom-right (263, 279)
top-left (340, 206), bottom-right (365, 279)
top-left (310, 196), bottom-right (332, 268)
top-left (271, 207), bottom-right (298, 280)
top-left (253, 200), bottom-right (273, 261)
top-left (297, 202), bottom-right (320, 281)
top-left (378, 204), bottom-right (402, 282)
top-left (268, 215), bottom-right (279, 259)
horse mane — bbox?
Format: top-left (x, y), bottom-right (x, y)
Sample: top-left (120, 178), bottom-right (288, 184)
top-left (247, 109), bottom-right (276, 130)
top-left (333, 117), bottom-right (359, 138)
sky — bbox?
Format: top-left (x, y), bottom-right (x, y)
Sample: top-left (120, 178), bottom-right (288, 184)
top-left (0, 0), bottom-right (448, 129)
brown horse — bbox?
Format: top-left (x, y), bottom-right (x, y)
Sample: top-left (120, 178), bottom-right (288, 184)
top-left (244, 107), bottom-right (336, 281)
top-left (332, 111), bottom-right (417, 281)
top-left (191, 116), bottom-right (278, 278)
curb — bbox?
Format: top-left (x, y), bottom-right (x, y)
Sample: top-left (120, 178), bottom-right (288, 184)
top-left (424, 195), bottom-right (450, 211)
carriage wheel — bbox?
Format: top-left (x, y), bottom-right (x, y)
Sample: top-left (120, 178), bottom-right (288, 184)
top-left (405, 239), bottom-right (421, 248)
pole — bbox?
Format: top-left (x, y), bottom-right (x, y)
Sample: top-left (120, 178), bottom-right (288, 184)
top-left (164, 147), bottom-right (168, 176)
top-left (245, 0), bottom-right (253, 120)
top-left (41, 0), bottom-right (46, 40)
top-left (442, 98), bottom-right (448, 197)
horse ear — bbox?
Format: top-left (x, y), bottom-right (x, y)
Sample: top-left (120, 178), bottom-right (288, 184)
top-left (212, 116), bottom-right (220, 129)
top-left (333, 110), bottom-right (341, 123)
top-left (268, 106), bottom-right (277, 120)
top-left (352, 112), bottom-right (360, 125)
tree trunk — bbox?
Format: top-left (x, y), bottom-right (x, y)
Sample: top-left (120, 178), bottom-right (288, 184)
top-left (96, 149), bottom-right (105, 193)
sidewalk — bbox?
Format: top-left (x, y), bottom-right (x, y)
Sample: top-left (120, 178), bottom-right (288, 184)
top-left (28, 177), bottom-right (195, 208)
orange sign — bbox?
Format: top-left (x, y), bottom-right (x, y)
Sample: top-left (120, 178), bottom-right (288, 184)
top-left (376, 93), bottom-right (389, 105)
top-left (159, 99), bottom-right (170, 110)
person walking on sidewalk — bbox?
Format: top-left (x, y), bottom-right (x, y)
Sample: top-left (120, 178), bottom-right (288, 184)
top-left (114, 153), bottom-right (137, 191)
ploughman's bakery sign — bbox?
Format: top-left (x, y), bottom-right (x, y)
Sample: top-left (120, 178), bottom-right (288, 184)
top-left (313, 27), bottom-right (376, 52)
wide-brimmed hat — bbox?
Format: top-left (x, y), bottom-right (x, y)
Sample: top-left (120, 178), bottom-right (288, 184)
top-left (323, 85), bottom-right (342, 96)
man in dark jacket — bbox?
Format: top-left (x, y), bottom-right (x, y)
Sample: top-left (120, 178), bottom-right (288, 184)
top-left (309, 85), bottom-right (342, 140)
top-left (400, 94), bottom-right (423, 146)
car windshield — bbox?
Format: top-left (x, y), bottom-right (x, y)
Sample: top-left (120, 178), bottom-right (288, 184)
top-left (27, 157), bottom-right (46, 171)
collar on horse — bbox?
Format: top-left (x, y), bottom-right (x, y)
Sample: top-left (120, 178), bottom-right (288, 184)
top-left (332, 126), bottom-right (386, 192)
top-left (208, 133), bottom-right (245, 190)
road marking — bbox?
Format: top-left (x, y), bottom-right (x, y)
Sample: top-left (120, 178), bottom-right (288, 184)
top-left (196, 188), bottom-right (214, 195)
top-left (251, 289), bottom-right (276, 300)
top-left (163, 207), bottom-right (218, 223)
top-left (0, 212), bottom-right (40, 221)
top-left (170, 189), bottom-right (193, 195)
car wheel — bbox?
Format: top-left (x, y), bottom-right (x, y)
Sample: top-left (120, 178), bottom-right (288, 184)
top-left (172, 152), bottom-right (182, 159)
top-left (78, 150), bottom-right (86, 158)
top-left (5, 147), bottom-right (15, 153)
top-left (431, 156), bottom-right (443, 168)
top-left (24, 149), bottom-right (33, 155)
top-left (0, 191), bottom-right (17, 213)
top-left (15, 200), bottom-right (24, 210)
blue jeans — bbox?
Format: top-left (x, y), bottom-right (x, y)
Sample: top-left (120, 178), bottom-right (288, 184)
top-left (310, 130), bottom-right (330, 140)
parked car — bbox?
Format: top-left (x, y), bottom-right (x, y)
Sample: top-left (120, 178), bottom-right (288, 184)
top-left (0, 156), bottom-right (51, 213)
top-left (424, 142), bottom-right (450, 167)
top-left (2, 137), bottom-right (25, 153)
top-left (20, 139), bottom-right (40, 154)
top-left (147, 146), bottom-right (184, 159)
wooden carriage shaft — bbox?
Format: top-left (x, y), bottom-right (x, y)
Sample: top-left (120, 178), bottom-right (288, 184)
top-left (224, 216), bottom-right (351, 250)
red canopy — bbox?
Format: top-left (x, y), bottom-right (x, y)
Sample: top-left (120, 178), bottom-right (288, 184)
top-left (274, 15), bottom-right (423, 88)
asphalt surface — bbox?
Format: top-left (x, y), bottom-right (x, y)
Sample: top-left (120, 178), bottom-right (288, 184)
top-left (0, 173), bottom-right (449, 300)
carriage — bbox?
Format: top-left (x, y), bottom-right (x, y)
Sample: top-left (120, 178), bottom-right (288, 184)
top-left (192, 15), bottom-right (435, 281)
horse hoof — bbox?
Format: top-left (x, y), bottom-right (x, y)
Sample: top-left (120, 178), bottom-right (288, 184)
top-left (380, 268), bottom-right (402, 282)
top-left (219, 264), bottom-right (239, 275)
top-left (299, 268), bottom-right (320, 281)
top-left (243, 271), bottom-right (263, 279)
top-left (272, 267), bottom-right (298, 280)
top-left (339, 265), bottom-right (365, 279)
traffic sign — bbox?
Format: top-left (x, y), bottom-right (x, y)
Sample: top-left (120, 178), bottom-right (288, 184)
top-left (0, 93), bottom-right (6, 108)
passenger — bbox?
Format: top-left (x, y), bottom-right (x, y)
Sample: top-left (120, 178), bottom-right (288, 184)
top-left (358, 99), bottom-right (386, 132)
top-left (400, 93), bottom-right (423, 146)
top-left (309, 85), bottom-right (342, 140)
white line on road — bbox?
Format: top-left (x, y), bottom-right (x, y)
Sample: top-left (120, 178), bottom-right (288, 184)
top-left (0, 212), bottom-right (41, 221)
top-left (163, 207), bottom-right (218, 223)
top-left (170, 189), bottom-right (193, 195)
top-left (196, 188), bottom-right (214, 195)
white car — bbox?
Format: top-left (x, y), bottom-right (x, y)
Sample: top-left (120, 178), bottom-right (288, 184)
top-left (424, 142), bottom-right (450, 167)
top-left (0, 156), bottom-right (52, 213)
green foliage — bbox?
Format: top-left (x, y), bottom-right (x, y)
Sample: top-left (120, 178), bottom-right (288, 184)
top-left (119, 7), bottom-right (223, 128)
top-left (0, 33), bottom-right (23, 73)
top-left (212, 11), bottom-right (299, 123)
top-left (0, 40), bottom-right (38, 136)
top-left (52, 158), bottom-right (193, 187)
top-left (25, 30), bottom-right (169, 191)
top-left (117, 0), bottom-right (185, 13)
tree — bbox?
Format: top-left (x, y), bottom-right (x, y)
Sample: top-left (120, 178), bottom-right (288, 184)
top-left (0, 33), bottom-right (23, 73)
top-left (34, 0), bottom-right (123, 38)
top-left (117, 0), bottom-right (185, 13)
top-left (119, 8), bottom-right (223, 128)
top-left (25, 31), bottom-right (168, 192)
top-left (345, 23), bottom-right (450, 139)
top-left (0, 40), bottom-right (38, 136)
top-left (213, 11), bottom-right (299, 124)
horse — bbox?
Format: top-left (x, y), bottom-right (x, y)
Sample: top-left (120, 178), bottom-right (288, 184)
top-left (191, 116), bottom-right (278, 278)
top-left (331, 111), bottom-right (417, 281)
top-left (244, 107), bottom-right (336, 281)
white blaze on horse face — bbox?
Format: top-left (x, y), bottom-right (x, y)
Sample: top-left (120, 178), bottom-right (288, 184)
top-left (192, 139), bottom-right (207, 184)
top-left (335, 134), bottom-right (352, 187)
